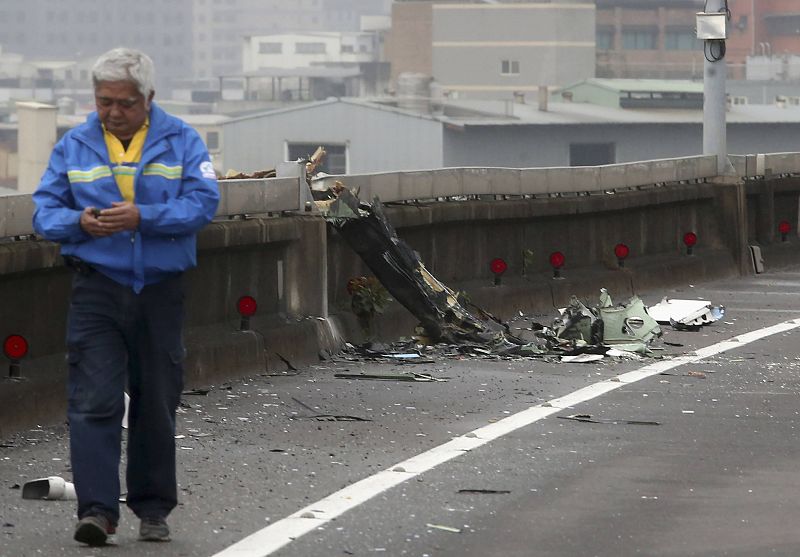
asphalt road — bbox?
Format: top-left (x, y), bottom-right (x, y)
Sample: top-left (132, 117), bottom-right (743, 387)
top-left (3, 267), bottom-right (800, 557)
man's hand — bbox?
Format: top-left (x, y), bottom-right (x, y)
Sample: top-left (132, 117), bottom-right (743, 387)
top-left (79, 202), bottom-right (141, 237)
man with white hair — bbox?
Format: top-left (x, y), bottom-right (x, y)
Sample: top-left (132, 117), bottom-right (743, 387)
top-left (32, 48), bottom-right (219, 546)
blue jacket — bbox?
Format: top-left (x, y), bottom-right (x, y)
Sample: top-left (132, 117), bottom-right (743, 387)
top-left (33, 103), bottom-right (220, 292)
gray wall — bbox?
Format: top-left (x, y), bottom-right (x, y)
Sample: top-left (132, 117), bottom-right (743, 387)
top-left (443, 123), bottom-right (800, 168)
top-left (432, 3), bottom-right (595, 98)
top-left (217, 100), bottom-right (800, 173)
top-left (221, 102), bottom-right (445, 174)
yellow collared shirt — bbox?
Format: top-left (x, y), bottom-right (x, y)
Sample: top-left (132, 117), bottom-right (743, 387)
top-left (103, 119), bottom-right (149, 202)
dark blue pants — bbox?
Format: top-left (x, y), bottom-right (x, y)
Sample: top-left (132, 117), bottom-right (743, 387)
top-left (66, 270), bottom-right (185, 525)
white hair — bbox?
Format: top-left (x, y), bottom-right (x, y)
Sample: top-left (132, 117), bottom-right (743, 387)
top-left (91, 48), bottom-right (155, 98)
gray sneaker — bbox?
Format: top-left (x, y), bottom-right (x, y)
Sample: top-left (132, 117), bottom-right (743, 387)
top-left (74, 514), bottom-right (116, 546)
top-left (139, 517), bottom-right (170, 542)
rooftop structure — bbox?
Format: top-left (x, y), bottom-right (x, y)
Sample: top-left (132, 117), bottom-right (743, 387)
top-left (555, 78), bottom-right (705, 109)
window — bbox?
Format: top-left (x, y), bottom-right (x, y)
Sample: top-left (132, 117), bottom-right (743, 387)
top-left (622, 29), bottom-right (656, 50)
top-left (501, 60), bottom-right (520, 75)
top-left (665, 29), bottom-right (699, 50)
top-left (295, 42), bottom-right (326, 54)
top-left (765, 14), bottom-right (800, 36)
top-left (341, 44), bottom-right (354, 53)
top-left (597, 29), bottom-right (614, 50)
top-left (287, 142), bottom-right (346, 175)
top-left (570, 143), bottom-right (616, 167)
top-left (258, 42), bottom-right (281, 54)
top-left (206, 131), bottom-right (220, 151)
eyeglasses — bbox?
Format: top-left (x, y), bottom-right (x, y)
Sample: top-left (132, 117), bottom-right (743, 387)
top-left (95, 96), bottom-right (142, 110)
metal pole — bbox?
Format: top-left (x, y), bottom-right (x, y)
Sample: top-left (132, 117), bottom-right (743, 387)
top-left (703, 0), bottom-right (731, 175)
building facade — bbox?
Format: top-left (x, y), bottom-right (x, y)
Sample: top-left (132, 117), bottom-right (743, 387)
top-left (727, 0), bottom-right (800, 80)
top-left (243, 32), bottom-right (379, 71)
top-left (0, 0), bottom-right (194, 91)
top-left (595, 0), bottom-right (705, 79)
top-left (191, 0), bottom-right (392, 81)
top-left (432, 2), bottom-right (595, 99)
top-left (204, 98), bottom-right (800, 175)
top-left (0, 0), bottom-right (392, 91)
top-left (387, 1), bottom-right (595, 100)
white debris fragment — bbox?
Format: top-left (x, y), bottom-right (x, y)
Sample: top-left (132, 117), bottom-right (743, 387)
top-left (561, 354), bottom-right (605, 363)
top-left (647, 298), bottom-right (725, 328)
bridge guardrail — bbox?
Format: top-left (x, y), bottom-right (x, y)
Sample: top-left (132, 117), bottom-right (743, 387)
top-left (4, 153), bottom-right (800, 240)
top-left (0, 176), bottom-right (303, 239)
top-left (311, 155), bottom-right (719, 201)
top-left (730, 152), bottom-right (800, 178)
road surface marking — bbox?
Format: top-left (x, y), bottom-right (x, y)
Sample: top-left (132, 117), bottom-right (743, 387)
top-left (212, 317), bottom-right (800, 557)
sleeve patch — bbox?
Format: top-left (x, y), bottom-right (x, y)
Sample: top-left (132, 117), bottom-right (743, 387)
top-left (200, 161), bottom-right (217, 180)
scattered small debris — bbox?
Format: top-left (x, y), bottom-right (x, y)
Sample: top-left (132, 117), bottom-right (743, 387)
top-left (334, 372), bottom-right (446, 382)
top-left (182, 388), bottom-right (211, 396)
top-left (558, 414), bottom-right (661, 426)
top-left (457, 489), bottom-right (511, 495)
top-left (686, 371), bottom-right (707, 379)
top-left (426, 523), bottom-right (462, 533)
top-left (219, 169), bottom-right (277, 180)
top-left (290, 397), bottom-right (372, 422)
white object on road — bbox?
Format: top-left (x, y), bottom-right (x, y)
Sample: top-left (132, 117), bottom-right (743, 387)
top-left (561, 354), bottom-right (605, 363)
top-left (21, 476), bottom-right (76, 500)
top-left (647, 298), bottom-right (724, 327)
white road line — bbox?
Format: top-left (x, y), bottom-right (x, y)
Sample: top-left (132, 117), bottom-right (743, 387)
top-left (724, 307), bottom-right (800, 313)
top-left (211, 317), bottom-right (800, 557)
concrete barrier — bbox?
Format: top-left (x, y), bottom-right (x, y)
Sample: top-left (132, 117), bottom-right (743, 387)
top-left (310, 155), bottom-right (723, 201)
top-left (2, 154), bottom-right (800, 436)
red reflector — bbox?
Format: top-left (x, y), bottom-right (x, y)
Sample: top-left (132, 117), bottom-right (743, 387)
top-left (549, 251), bottom-right (565, 269)
top-left (779, 220), bottom-right (791, 235)
top-left (3, 334), bottom-right (28, 360)
top-left (683, 232), bottom-right (698, 247)
top-left (237, 295), bottom-right (258, 317)
top-left (614, 243), bottom-right (630, 260)
top-left (490, 258), bottom-right (508, 275)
